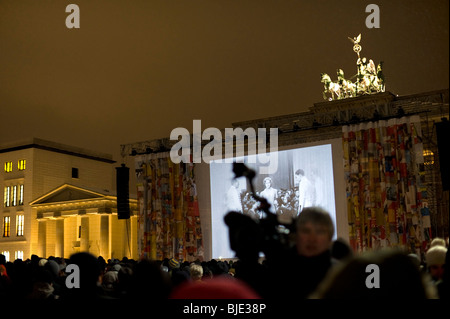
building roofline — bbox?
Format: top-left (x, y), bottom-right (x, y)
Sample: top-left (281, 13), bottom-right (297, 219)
top-left (29, 183), bottom-right (137, 206)
top-left (0, 138), bottom-right (115, 164)
top-left (29, 183), bottom-right (109, 206)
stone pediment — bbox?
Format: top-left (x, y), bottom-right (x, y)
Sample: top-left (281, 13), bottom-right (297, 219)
top-left (30, 184), bottom-right (110, 205)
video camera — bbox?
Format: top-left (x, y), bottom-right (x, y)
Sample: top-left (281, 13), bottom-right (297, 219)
top-left (224, 163), bottom-right (297, 263)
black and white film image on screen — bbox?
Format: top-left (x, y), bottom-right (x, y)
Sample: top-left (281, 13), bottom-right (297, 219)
top-left (209, 144), bottom-right (337, 259)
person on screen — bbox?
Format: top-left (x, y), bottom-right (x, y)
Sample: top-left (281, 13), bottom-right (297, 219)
top-left (278, 193), bottom-right (296, 223)
top-left (241, 192), bottom-right (256, 217)
top-left (310, 167), bottom-right (325, 207)
top-left (294, 169), bottom-right (315, 213)
top-left (259, 177), bottom-right (278, 214)
top-left (245, 200), bottom-right (262, 220)
top-left (225, 179), bottom-right (243, 213)
top-left (293, 187), bottom-right (300, 213)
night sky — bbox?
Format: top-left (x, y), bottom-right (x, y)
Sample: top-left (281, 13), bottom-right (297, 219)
top-left (1, 0), bottom-right (448, 162)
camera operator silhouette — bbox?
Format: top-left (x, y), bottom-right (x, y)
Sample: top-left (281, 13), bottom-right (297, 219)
top-left (224, 163), bottom-right (336, 299)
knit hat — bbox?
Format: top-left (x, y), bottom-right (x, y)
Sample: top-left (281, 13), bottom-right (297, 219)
top-left (169, 258), bottom-right (180, 269)
top-left (170, 277), bottom-right (261, 299)
top-left (426, 246), bottom-right (447, 266)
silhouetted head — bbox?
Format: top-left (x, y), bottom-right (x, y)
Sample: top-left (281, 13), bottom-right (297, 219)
top-left (69, 252), bottom-right (101, 291)
top-left (311, 249), bottom-right (437, 299)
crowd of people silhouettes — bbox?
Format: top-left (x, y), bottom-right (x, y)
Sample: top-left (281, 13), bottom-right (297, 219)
top-left (0, 207), bottom-right (448, 301)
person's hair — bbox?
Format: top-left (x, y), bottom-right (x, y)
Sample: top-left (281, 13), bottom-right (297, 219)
top-left (295, 169), bottom-right (305, 176)
top-left (190, 263), bottom-right (204, 281)
top-left (430, 237), bottom-right (446, 248)
top-left (263, 177), bottom-right (272, 184)
top-left (426, 245), bottom-right (447, 266)
top-left (296, 207), bottom-right (334, 239)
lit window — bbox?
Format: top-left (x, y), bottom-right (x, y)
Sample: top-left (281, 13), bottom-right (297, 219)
top-left (4, 161), bottom-right (13, 173)
top-left (19, 185), bottom-right (24, 206)
top-left (15, 251), bottom-right (23, 261)
top-left (1, 251), bottom-right (10, 262)
top-left (18, 159), bottom-right (26, 171)
top-left (12, 185), bottom-right (17, 206)
top-left (2, 216), bottom-right (10, 237)
top-left (4, 186), bottom-right (10, 207)
top-left (16, 215), bottom-right (24, 236)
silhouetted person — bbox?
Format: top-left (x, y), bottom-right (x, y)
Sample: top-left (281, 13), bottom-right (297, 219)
top-left (396, 106), bottom-right (405, 117)
top-left (27, 268), bottom-right (59, 299)
top-left (0, 264), bottom-right (12, 298)
top-left (310, 249), bottom-right (438, 299)
top-left (373, 109), bottom-right (381, 120)
top-left (128, 259), bottom-right (171, 300)
top-left (437, 248), bottom-right (449, 299)
top-left (331, 238), bottom-right (353, 261)
top-left (61, 252), bottom-right (107, 299)
top-left (224, 211), bottom-right (269, 297)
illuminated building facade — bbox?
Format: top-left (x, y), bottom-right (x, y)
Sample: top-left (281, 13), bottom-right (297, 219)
top-left (122, 89), bottom-right (448, 259)
top-left (0, 138), bottom-right (138, 261)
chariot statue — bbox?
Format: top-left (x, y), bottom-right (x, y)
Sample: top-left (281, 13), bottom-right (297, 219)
top-left (321, 34), bottom-right (385, 100)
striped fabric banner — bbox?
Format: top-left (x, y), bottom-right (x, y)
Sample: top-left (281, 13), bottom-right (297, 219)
top-left (342, 116), bottom-right (430, 257)
top-left (135, 153), bottom-right (204, 261)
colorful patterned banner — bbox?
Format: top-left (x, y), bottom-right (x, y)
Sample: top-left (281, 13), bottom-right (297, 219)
top-left (342, 116), bottom-right (430, 257)
top-left (135, 153), bottom-right (204, 261)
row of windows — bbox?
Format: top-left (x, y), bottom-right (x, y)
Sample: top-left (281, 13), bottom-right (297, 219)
top-left (4, 160), bottom-right (26, 173)
top-left (1, 250), bottom-right (23, 262)
top-left (2, 215), bottom-right (24, 237)
top-left (4, 185), bottom-right (24, 207)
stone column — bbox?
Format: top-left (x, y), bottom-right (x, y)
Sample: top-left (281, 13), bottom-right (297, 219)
top-left (45, 220), bottom-right (56, 257)
top-left (37, 220), bottom-right (46, 258)
top-left (80, 216), bottom-right (90, 252)
top-left (55, 219), bottom-right (64, 258)
top-left (100, 215), bottom-right (109, 259)
top-left (130, 216), bottom-right (137, 260)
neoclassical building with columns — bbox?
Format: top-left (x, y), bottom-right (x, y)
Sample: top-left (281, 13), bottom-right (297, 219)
top-left (0, 138), bottom-right (138, 261)
top-left (30, 184), bottom-right (138, 260)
